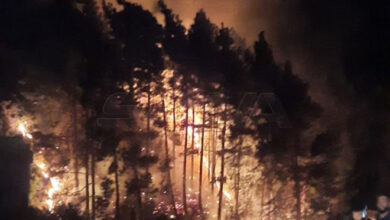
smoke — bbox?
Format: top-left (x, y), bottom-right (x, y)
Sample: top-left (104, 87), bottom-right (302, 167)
top-left (126, 0), bottom-right (349, 114)
top-left (126, 0), bottom-right (387, 129)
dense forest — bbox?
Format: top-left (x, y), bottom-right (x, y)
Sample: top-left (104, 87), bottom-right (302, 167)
top-left (0, 0), bottom-right (389, 220)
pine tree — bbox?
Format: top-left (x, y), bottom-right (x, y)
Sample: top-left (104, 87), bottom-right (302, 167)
top-left (252, 32), bottom-right (322, 219)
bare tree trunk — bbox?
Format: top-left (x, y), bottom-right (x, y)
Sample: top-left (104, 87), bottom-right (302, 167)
top-left (147, 89), bottom-right (151, 148)
top-left (294, 154), bottom-right (302, 220)
top-left (211, 110), bottom-right (217, 193)
top-left (91, 145), bottom-right (96, 220)
top-left (172, 88), bottom-right (176, 177)
top-left (85, 148), bottom-right (90, 219)
top-left (182, 99), bottom-right (189, 216)
top-left (208, 112), bottom-right (213, 182)
top-left (146, 88), bottom-right (151, 173)
top-left (72, 95), bottom-right (79, 189)
top-left (162, 99), bottom-right (178, 217)
top-left (217, 104), bottom-right (227, 220)
top-left (191, 103), bottom-right (195, 185)
top-left (113, 151), bottom-right (120, 219)
top-left (85, 109), bottom-right (91, 220)
top-left (198, 103), bottom-right (206, 210)
top-left (234, 137), bottom-right (242, 220)
top-left (172, 88), bottom-right (176, 135)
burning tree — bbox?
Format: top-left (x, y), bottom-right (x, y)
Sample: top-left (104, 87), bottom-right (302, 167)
top-left (0, 0), bottom-right (347, 220)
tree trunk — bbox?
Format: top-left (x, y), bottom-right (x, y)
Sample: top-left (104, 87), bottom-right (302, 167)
top-left (217, 105), bottom-right (227, 220)
top-left (130, 207), bottom-right (136, 220)
top-left (85, 148), bottom-right (90, 219)
top-left (198, 103), bottom-right (206, 210)
top-left (191, 103), bottom-right (195, 185)
top-left (85, 109), bottom-right (91, 220)
top-left (234, 137), bottom-right (242, 220)
top-left (172, 88), bottom-right (176, 173)
top-left (114, 150), bottom-right (120, 219)
top-left (208, 112), bottom-right (213, 182)
top-left (172, 88), bottom-right (176, 134)
top-left (72, 95), bottom-right (79, 189)
top-left (146, 88), bottom-right (151, 173)
top-left (162, 99), bottom-right (178, 217)
top-left (182, 99), bottom-right (189, 216)
top-left (211, 111), bottom-right (217, 193)
top-left (147, 89), bottom-right (151, 149)
top-left (91, 145), bottom-right (96, 220)
top-left (270, 189), bottom-right (275, 220)
top-left (294, 154), bottom-right (302, 220)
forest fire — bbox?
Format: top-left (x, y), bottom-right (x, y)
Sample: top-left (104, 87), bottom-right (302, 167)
top-left (18, 122), bottom-right (63, 213)
top-left (47, 177), bottom-right (62, 212)
top-left (11, 64), bottom-right (243, 219)
top-left (2, 0), bottom-right (386, 219)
